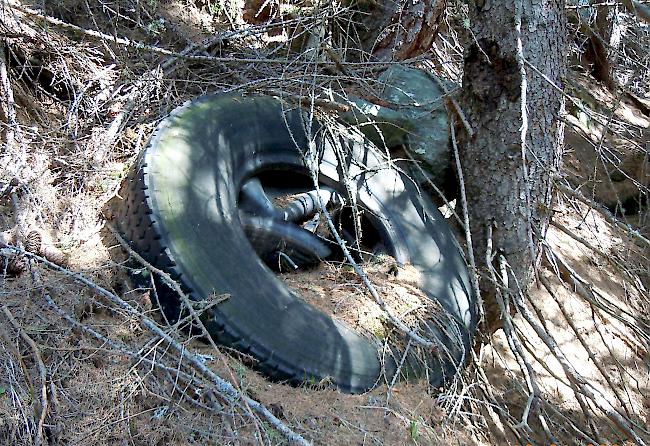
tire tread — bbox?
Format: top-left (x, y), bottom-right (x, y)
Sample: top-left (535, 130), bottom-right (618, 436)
top-left (115, 143), bottom-right (303, 389)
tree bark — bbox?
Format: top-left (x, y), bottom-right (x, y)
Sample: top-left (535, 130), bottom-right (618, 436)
top-left (346, 0), bottom-right (446, 61)
top-left (459, 0), bottom-right (566, 328)
top-left (583, 3), bottom-right (623, 90)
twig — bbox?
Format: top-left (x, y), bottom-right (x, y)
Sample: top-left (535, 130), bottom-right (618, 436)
top-left (95, 31), bottom-right (227, 162)
top-left (386, 338), bottom-right (412, 402)
top-left (429, 69), bottom-right (474, 138)
top-left (543, 243), bottom-right (650, 343)
top-left (5, 2), bottom-right (417, 69)
top-left (308, 173), bottom-right (438, 348)
top-left (0, 303), bottom-right (49, 446)
top-left (525, 286), bottom-right (605, 443)
top-left (269, 89), bottom-right (350, 112)
top-left (550, 219), bottom-right (620, 267)
top-left (291, 105), bottom-right (440, 348)
top-left (105, 223), bottom-right (270, 442)
top-left (542, 400), bottom-right (600, 445)
top-left (1, 247), bottom-right (311, 446)
top-left (450, 118), bottom-right (482, 319)
top-left (486, 225), bottom-right (541, 437)
top-left (43, 292), bottom-right (228, 414)
top-left (550, 219), bottom-right (647, 296)
top-left (105, 222), bottom-right (229, 331)
top-left (7, 2), bottom-right (226, 63)
top-left (541, 275), bottom-right (632, 417)
top-left (402, 149), bottom-right (464, 227)
top-left (93, 68), bottom-right (162, 162)
top-left (470, 348), bottom-right (518, 441)
top-left (503, 258), bottom-right (647, 445)
top-left (555, 182), bottom-right (650, 249)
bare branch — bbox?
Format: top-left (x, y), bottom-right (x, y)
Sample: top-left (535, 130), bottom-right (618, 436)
top-left (0, 246), bottom-right (311, 446)
top-left (0, 303), bottom-right (49, 446)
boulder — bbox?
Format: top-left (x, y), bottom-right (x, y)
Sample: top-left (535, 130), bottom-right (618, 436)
top-left (340, 65), bottom-right (452, 188)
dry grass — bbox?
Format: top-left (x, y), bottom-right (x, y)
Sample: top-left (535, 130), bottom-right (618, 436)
top-left (281, 259), bottom-right (436, 341)
top-left (1, 0), bottom-right (649, 445)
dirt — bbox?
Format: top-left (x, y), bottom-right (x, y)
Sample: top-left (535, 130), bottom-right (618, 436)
top-left (280, 259), bottom-right (437, 341)
top-left (0, 244), bottom-right (465, 446)
top-left (1, 0), bottom-right (649, 445)
top-left (272, 194), bottom-right (305, 208)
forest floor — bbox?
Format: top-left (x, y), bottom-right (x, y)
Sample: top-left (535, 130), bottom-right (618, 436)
top-left (1, 0), bottom-right (649, 445)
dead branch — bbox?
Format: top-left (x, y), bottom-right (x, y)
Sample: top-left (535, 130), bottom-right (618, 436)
top-left (403, 148), bottom-right (464, 227)
top-left (421, 61), bottom-right (474, 138)
top-left (0, 303), bottom-right (49, 446)
top-left (543, 244), bottom-right (650, 347)
top-left (42, 293), bottom-right (228, 414)
top-left (556, 182), bottom-right (650, 249)
top-left (516, 331), bottom-right (601, 442)
top-left (271, 89), bottom-right (351, 113)
top-left (451, 118), bottom-right (483, 321)
top-left (550, 219), bottom-right (620, 268)
top-left (486, 225), bottom-right (545, 439)
top-left (470, 348), bottom-right (519, 441)
top-left (94, 69), bottom-right (161, 163)
top-left (0, 246), bottom-right (311, 446)
top-left (104, 222), bottom-right (239, 375)
top-left (5, 1), bottom-right (332, 68)
top-left (540, 276), bottom-right (632, 417)
top-left (305, 162), bottom-right (440, 349)
top-left (7, 2), bottom-right (225, 63)
top-left (504, 258), bottom-right (647, 444)
top-left (549, 219), bottom-right (647, 297)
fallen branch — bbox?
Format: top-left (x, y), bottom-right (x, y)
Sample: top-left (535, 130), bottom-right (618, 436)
top-left (93, 69), bottom-right (161, 162)
top-left (556, 181), bottom-right (650, 250)
top-left (540, 276), bottom-right (632, 422)
top-left (7, 1), bottom-right (230, 64)
top-left (543, 244), bottom-right (650, 345)
top-left (0, 303), bottom-right (49, 446)
top-left (43, 293), bottom-right (230, 414)
top-left (486, 226), bottom-right (546, 439)
top-left (503, 259), bottom-right (647, 445)
top-left (549, 219), bottom-right (647, 298)
top-left (0, 246), bottom-right (311, 446)
top-left (551, 219), bottom-right (623, 269)
top-left (5, 2), bottom-right (408, 69)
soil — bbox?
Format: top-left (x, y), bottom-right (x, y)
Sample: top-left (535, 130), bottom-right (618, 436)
top-left (1, 0), bottom-right (649, 445)
top-left (280, 259), bottom-right (436, 341)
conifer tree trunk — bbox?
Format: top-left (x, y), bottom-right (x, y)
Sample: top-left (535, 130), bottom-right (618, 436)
top-left (584, 3), bottom-right (623, 90)
top-left (348, 0), bottom-right (446, 61)
top-left (459, 0), bottom-right (567, 327)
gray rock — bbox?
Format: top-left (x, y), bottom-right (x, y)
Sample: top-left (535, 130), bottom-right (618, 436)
top-left (340, 65), bottom-right (452, 187)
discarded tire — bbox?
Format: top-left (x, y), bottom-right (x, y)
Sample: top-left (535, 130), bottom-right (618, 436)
top-left (115, 94), bottom-right (476, 393)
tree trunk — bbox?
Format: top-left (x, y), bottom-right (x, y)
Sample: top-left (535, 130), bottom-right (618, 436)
top-left (583, 3), bottom-right (623, 90)
top-left (346, 0), bottom-right (446, 61)
top-left (459, 0), bottom-right (566, 328)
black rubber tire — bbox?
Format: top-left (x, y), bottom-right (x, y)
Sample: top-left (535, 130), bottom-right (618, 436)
top-left (115, 94), bottom-right (476, 394)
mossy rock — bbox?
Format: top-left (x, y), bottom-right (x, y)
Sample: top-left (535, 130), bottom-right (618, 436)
top-left (341, 65), bottom-right (452, 187)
